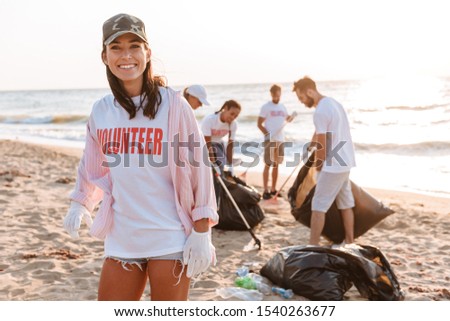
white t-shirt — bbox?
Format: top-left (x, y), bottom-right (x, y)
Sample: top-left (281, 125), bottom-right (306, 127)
top-left (313, 97), bottom-right (356, 173)
top-left (259, 101), bottom-right (289, 141)
top-left (88, 87), bottom-right (186, 258)
top-left (201, 113), bottom-right (237, 143)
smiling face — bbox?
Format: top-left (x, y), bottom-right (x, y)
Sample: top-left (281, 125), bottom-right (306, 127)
top-left (220, 106), bottom-right (241, 124)
top-left (102, 33), bottom-right (151, 96)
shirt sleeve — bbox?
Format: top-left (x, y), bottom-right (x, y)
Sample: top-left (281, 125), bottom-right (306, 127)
top-left (313, 109), bottom-right (330, 134)
top-left (178, 99), bottom-right (219, 226)
top-left (69, 118), bottom-right (105, 212)
top-left (200, 115), bottom-right (212, 136)
top-left (259, 104), bottom-right (268, 118)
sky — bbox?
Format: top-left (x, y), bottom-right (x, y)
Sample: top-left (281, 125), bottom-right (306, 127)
top-left (0, 0), bottom-right (450, 91)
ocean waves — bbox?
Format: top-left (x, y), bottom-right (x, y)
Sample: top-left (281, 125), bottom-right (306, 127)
top-left (0, 114), bottom-right (88, 124)
top-left (354, 141), bottom-right (450, 155)
top-left (385, 103), bottom-right (449, 111)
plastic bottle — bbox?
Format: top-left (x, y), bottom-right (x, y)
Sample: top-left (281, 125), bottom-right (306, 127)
top-left (234, 276), bottom-right (256, 290)
top-left (235, 274), bottom-right (272, 295)
top-left (248, 273), bottom-right (263, 282)
top-left (272, 286), bottom-right (294, 299)
top-left (254, 280), bottom-right (272, 295)
top-left (236, 266), bottom-right (249, 277)
top-left (249, 274), bottom-right (272, 295)
top-left (216, 287), bottom-right (264, 301)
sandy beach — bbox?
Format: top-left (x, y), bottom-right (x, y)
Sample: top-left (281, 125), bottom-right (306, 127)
top-left (0, 139), bottom-right (449, 301)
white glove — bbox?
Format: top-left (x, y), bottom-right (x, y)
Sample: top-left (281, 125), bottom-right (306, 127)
top-left (63, 201), bottom-right (93, 238)
top-left (183, 229), bottom-right (216, 278)
top-left (224, 164), bottom-right (234, 175)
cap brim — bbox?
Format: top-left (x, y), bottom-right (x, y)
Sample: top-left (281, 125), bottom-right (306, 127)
top-left (104, 31), bottom-right (147, 45)
top-left (199, 98), bottom-right (210, 106)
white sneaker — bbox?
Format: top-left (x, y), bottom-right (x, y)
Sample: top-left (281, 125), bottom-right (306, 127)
top-left (331, 242), bottom-right (346, 250)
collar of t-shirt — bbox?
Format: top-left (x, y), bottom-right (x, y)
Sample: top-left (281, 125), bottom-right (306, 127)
top-left (113, 95), bottom-right (148, 110)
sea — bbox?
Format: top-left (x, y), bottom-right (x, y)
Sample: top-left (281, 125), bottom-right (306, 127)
top-left (1, 76), bottom-right (449, 198)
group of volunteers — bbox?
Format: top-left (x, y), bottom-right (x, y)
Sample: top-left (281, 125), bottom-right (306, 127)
top-left (184, 82), bottom-right (292, 200)
top-left (62, 13), bottom-right (356, 301)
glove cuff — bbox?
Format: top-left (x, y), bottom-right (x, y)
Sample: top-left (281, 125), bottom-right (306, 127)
top-left (70, 201), bottom-right (89, 212)
top-left (190, 229), bottom-right (210, 237)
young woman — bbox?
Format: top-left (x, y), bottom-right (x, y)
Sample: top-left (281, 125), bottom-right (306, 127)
top-left (201, 100), bottom-right (241, 175)
top-left (63, 13), bottom-right (218, 301)
top-left (183, 84), bottom-right (210, 110)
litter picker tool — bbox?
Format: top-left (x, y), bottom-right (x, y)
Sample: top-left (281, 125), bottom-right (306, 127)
top-left (268, 147), bottom-right (317, 203)
top-left (213, 165), bottom-right (262, 251)
top-left (239, 111), bottom-right (298, 180)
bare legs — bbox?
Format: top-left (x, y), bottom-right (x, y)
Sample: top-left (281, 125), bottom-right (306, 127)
top-left (263, 163), bottom-right (279, 193)
top-left (340, 208), bottom-right (354, 244)
top-left (263, 141), bottom-right (283, 194)
top-left (147, 260), bottom-right (190, 301)
top-left (98, 258), bottom-right (147, 301)
top-left (263, 164), bottom-right (269, 192)
top-left (309, 208), bottom-right (354, 245)
top-left (271, 164), bottom-right (279, 192)
top-left (309, 211), bottom-right (326, 245)
top-left (98, 258), bottom-right (190, 301)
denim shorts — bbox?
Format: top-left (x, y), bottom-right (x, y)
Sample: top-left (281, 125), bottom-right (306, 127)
top-left (106, 251), bottom-right (184, 271)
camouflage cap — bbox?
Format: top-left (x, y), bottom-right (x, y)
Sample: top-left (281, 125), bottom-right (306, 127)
top-left (103, 13), bottom-right (148, 45)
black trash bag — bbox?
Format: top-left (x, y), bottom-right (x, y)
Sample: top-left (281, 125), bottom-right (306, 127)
top-left (288, 154), bottom-right (395, 243)
top-left (260, 246), bottom-right (304, 287)
top-left (262, 245), bottom-right (404, 301)
top-left (338, 245), bottom-right (404, 301)
top-left (214, 174), bottom-right (265, 230)
top-left (294, 183), bottom-right (395, 243)
top-left (292, 246), bottom-right (404, 300)
top-left (283, 247), bottom-right (353, 301)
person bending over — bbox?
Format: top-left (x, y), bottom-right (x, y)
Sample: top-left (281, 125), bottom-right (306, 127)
top-left (293, 76), bottom-right (356, 246)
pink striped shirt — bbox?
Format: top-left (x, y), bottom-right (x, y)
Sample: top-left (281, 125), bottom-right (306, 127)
top-left (70, 88), bottom-right (219, 240)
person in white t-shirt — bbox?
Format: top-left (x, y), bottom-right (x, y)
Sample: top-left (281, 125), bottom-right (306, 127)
top-left (183, 84), bottom-right (210, 110)
top-left (257, 84), bottom-right (294, 200)
top-left (201, 100), bottom-right (241, 174)
top-left (293, 76), bottom-right (356, 246)
top-left (62, 13), bottom-right (218, 301)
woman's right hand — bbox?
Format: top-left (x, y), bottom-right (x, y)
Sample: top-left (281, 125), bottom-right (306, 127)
top-left (63, 201), bottom-right (93, 238)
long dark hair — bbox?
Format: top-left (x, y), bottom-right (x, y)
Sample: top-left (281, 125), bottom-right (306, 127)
top-left (102, 43), bottom-right (165, 120)
top-left (214, 100), bottom-right (241, 114)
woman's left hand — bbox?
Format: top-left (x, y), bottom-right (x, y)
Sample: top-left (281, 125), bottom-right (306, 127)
top-left (182, 229), bottom-right (216, 278)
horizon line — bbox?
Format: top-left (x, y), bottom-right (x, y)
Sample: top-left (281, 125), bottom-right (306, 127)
top-left (2, 75), bottom-right (450, 93)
